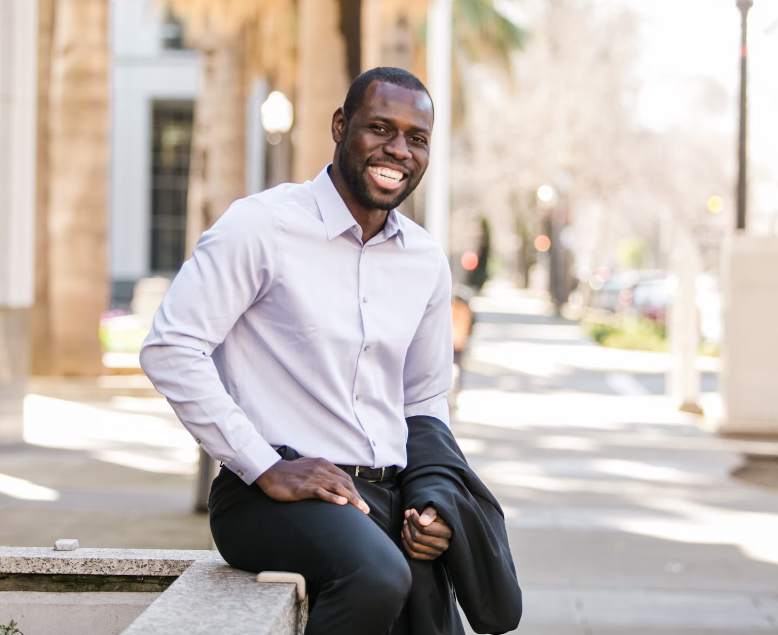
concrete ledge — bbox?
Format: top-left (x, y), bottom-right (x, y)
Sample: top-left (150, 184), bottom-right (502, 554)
top-left (0, 547), bottom-right (308, 635)
top-left (0, 547), bottom-right (219, 577)
top-left (124, 560), bottom-right (307, 635)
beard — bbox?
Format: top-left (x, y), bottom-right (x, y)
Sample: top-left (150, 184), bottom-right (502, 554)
top-left (338, 140), bottom-right (424, 211)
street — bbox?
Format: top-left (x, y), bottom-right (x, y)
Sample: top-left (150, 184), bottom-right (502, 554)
top-left (2, 281), bottom-right (778, 633)
top-left (456, 282), bottom-right (778, 634)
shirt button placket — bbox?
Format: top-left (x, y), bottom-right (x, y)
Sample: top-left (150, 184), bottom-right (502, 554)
top-left (355, 249), bottom-right (365, 408)
top-left (355, 248), bottom-right (374, 459)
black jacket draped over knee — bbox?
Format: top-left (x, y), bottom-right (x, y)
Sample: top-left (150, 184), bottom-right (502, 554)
top-left (399, 416), bottom-right (522, 635)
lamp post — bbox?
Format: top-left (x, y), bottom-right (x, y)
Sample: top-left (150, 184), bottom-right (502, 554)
top-left (261, 90), bottom-right (295, 188)
top-left (736, 0), bottom-right (753, 231)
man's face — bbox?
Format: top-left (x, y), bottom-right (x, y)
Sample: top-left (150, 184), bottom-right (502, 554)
top-left (334, 81), bottom-right (433, 211)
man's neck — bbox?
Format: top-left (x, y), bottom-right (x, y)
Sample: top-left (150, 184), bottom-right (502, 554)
top-left (328, 165), bottom-right (389, 243)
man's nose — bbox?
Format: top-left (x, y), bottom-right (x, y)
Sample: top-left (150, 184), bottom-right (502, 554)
top-left (384, 134), bottom-right (412, 160)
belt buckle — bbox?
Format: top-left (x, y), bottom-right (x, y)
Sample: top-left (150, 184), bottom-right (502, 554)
top-left (354, 466), bottom-right (360, 478)
top-left (371, 467), bottom-right (385, 483)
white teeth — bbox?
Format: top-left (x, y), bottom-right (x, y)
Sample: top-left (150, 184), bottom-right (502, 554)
top-left (369, 166), bottom-right (403, 181)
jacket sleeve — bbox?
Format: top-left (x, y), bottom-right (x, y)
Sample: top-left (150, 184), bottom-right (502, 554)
top-left (402, 416), bottom-right (523, 634)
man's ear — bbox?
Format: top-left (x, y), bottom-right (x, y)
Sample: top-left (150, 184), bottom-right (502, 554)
top-left (332, 107), bottom-right (347, 143)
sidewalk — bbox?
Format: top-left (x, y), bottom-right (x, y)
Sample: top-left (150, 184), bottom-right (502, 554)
top-left (0, 376), bottom-right (210, 549)
top-left (456, 281), bottom-right (778, 634)
top-left (2, 281), bottom-right (778, 633)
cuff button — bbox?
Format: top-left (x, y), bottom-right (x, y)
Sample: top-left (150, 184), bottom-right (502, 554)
top-left (237, 470), bottom-right (244, 477)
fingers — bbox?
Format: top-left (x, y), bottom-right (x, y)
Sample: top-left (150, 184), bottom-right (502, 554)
top-left (401, 508), bottom-right (451, 560)
top-left (419, 506), bottom-right (437, 526)
top-left (313, 459), bottom-right (370, 514)
top-left (402, 523), bottom-right (441, 557)
top-left (259, 459), bottom-right (370, 514)
top-left (403, 517), bottom-right (449, 554)
top-left (401, 533), bottom-right (435, 561)
top-left (313, 487), bottom-right (349, 506)
top-left (401, 523), bottom-right (449, 560)
top-left (406, 509), bottom-right (452, 539)
top-left (325, 479), bottom-right (371, 514)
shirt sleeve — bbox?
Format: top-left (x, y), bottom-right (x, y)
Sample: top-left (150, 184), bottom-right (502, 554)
top-left (402, 249), bottom-right (454, 425)
top-left (139, 197), bottom-right (281, 485)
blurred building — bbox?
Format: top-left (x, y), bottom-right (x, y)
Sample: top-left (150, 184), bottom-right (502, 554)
top-left (109, 0), bottom-right (198, 309)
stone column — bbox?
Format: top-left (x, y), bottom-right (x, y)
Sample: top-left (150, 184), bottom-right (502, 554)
top-left (719, 235), bottom-right (778, 434)
top-left (668, 230), bottom-right (702, 414)
top-left (0, 0), bottom-right (38, 442)
top-left (293, 0), bottom-right (350, 183)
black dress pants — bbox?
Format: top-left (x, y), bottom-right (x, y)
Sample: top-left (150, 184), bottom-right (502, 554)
top-left (209, 465), bottom-right (412, 635)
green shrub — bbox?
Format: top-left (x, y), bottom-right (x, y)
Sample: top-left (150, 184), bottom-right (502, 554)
top-left (584, 321), bottom-right (618, 345)
top-left (584, 317), bottom-right (667, 352)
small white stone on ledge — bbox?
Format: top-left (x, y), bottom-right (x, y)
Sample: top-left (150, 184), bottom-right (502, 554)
top-left (54, 539), bottom-right (79, 551)
top-left (256, 571), bottom-right (306, 602)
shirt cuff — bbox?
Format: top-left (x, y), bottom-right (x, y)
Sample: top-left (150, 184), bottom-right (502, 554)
top-left (404, 392), bottom-right (450, 427)
top-left (225, 434), bottom-right (282, 485)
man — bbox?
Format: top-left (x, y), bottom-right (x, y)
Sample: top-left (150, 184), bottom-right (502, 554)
top-left (141, 67), bottom-right (518, 635)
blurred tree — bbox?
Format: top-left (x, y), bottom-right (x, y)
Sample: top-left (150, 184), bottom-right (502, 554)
top-left (452, 0), bottom-right (732, 295)
top-left (451, 0), bottom-right (525, 124)
top-left (453, 0), bottom-right (640, 286)
top-left (31, 0), bottom-right (110, 376)
top-left (618, 237), bottom-right (647, 270)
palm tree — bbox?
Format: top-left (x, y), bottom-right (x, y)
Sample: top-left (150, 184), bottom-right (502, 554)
top-left (31, 0), bottom-right (110, 376)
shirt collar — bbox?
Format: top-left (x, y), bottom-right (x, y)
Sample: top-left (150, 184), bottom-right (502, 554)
top-left (311, 165), bottom-right (405, 248)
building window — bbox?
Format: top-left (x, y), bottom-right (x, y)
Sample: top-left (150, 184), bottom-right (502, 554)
top-left (150, 100), bottom-right (194, 274)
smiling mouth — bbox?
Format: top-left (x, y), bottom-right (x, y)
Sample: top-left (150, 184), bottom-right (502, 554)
top-left (368, 165), bottom-right (406, 191)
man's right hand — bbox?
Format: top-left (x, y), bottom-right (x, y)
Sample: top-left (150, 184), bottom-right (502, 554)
top-left (256, 458), bottom-right (370, 514)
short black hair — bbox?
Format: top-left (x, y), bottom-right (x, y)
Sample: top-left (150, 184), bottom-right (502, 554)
top-left (343, 67), bottom-right (433, 120)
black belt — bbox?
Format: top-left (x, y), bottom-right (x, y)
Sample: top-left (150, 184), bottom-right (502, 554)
top-left (336, 465), bottom-right (398, 482)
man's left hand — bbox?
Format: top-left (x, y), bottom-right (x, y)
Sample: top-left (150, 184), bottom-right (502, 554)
top-left (401, 506), bottom-right (452, 561)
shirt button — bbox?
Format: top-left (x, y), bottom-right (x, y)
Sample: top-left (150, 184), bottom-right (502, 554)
top-left (372, 440), bottom-right (377, 447)
top-left (363, 345), bottom-right (370, 352)
top-left (355, 394), bottom-right (361, 401)
top-left (362, 297), bottom-right (367, 303)
top-left (195, 438), bottom-right (201, 444)
top-left (237, 470), bottom-right (244, 477)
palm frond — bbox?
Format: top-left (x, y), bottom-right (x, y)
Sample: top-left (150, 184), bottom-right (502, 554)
top-left (454, 0), bottom-right (526, 65)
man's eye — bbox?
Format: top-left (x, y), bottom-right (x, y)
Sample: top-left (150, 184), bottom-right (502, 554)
top-left (372, 125), bottom-right (387, 133)
top-left (411, 136), bottom-right (427, 145)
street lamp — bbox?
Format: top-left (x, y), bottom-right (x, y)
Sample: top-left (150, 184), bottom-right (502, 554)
top-left (261, 91), bottom-right (294, 188)
top-left (736, 0), bottom-right (753, 230)
top-left (260, 91), bottom-right (294, 145)
top-left (536, 184), bottom-right (555, 204)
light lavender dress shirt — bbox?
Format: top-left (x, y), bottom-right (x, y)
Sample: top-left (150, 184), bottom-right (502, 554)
top-left (140, 166), bottom-right (453, 485)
